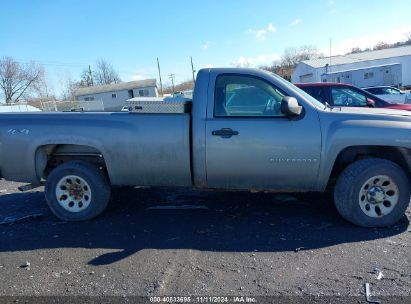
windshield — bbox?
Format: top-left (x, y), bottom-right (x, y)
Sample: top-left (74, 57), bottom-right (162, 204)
top-left (270, 73), bottom-right (325, 109)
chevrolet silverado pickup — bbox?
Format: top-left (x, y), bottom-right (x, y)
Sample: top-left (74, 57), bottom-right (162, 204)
top-left (1, 68), bottom-right (411, 227)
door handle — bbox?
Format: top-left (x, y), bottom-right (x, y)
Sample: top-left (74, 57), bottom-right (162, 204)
top-left (212, 128), bottom-right (239, 138)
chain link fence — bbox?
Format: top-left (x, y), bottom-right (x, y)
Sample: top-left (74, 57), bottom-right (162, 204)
top-left (39, 99), bottom-right (105, 112)
top-left (0, 99), bottom-right (110, 112)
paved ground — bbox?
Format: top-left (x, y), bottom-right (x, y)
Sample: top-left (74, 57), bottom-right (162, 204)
top-left (0, 179), bottom-right (410, 302)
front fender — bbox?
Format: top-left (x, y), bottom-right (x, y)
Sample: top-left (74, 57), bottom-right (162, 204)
top-left (317, 117), bottom-right (411, 190)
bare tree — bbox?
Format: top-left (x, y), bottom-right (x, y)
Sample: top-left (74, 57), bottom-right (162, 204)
top-left (61, 78), bottom-right (81, 101)
top-left (259, 45), bottom-right (321, 81)
top-left (373, 42), bottom-right (389, 50)
top-left (79, 69), bottom-right (94, 87)
top-left (281, 45), bottom-right (320, 68)
top-left (297, 45), bottom-right (321, 61)
top-left (259, 60), bottom-right (281, 73)
top-left (93, 59), bottom-right (121, 85)
top-left (163, 80), bottom-right (194, 94)
top-left (0, 57), bottom-right (45, 104)
top-left (348, 47), bottom-right (362, 54)
top-left (280, 47), bottom-right (300, 68)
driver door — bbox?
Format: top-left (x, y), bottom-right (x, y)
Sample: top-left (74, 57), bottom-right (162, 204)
top-left (205, 74), bottom-right (321, 191)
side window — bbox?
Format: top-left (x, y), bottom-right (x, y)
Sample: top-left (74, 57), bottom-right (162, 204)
top-left (301, 87), bottom-right (315, 97)
top-left (373, 88), bottom-right (384, 95)
top-left (331, 87), bottom-right (367, 106)
top-left (367, 88), bottom-right (378, 94)
top-left (214, 75), bottom-right (286, 117)
top-left (380, 88), bottom-right (390, 94)
top-left (301, 87), bottom-right (329, 104)
top-left (387, 88), bottom-right (401, 95)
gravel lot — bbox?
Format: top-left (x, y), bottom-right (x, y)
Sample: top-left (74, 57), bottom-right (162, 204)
top-left (0, 179), bottom-right (410, 303)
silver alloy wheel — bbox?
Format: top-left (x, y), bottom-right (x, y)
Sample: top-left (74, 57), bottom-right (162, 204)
top-left (55, 175), bottom-right (92, 212)
top-left (358, 175), bottom-right (399, 218)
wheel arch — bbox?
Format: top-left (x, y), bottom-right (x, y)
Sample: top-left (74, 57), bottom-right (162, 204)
top-left (324, 145), bottom-right (411, 190)
top-left (35, 143), bottom-right (110, 182)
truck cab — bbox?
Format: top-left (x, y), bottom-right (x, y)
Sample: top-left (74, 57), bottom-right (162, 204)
top-left (192, 69), bottom-right (322, 191)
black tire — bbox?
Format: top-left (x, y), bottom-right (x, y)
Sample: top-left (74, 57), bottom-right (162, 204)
top-left (334, 158), bottom-right (410, 227)
top-left (45, 161), bottom-right (111, 221)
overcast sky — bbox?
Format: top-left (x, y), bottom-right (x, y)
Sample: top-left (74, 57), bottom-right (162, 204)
top-left (1, 0), bottom-right (410, 95)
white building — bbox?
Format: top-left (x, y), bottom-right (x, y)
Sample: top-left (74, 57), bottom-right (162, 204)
top-left (292, 45), bottom-right (411, 87)
top-left (74, 79), bottom-right (158, 111)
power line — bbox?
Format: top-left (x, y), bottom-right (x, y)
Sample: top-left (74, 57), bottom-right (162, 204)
top-left (13, 59), bottom-right (88, 67)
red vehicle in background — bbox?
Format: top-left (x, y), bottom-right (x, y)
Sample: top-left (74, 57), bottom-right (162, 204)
top-left (295, 82), bottom-right (411, 111)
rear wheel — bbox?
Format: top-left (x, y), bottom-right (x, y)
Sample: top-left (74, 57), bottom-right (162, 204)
top-left (334, 158), bottom-right (410, 227)
top-left (45, 161), bottom-right (111, 221)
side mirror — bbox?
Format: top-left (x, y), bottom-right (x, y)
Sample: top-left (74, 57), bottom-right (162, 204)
top-left (366, 98), bottom-right (375, 107)
top-left (281, 96), bottom-right (302, 117)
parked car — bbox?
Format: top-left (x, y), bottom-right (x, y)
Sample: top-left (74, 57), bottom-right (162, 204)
top-left (1, 68), bottom-right (411, 227)
top-left (295, 82), bottom-right (411, 111)
top-left (362, 86), bottom-right (411, 104)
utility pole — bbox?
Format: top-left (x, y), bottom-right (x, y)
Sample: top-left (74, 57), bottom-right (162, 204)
top-left (169, 74), bottom-right (175, 93)
top-left (88, 65), bottom-right (94, 86)
top-left (157, 57), bottom-right (164, 96)
top-left (329, 38), bottom-right (332, 73)
top-left (191, 56), bottom-right (196, 83)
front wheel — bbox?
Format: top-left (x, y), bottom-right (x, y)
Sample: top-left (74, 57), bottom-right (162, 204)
top-left (45, 161), bottom-right (111, 221)
top-left (334, 158), bottom-right (410, 227)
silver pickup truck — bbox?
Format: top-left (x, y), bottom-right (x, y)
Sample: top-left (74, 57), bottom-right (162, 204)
top-left (1, 68), bottom-right (411, 227)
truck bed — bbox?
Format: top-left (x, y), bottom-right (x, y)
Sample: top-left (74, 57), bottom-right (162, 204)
top-left (0, 112), bottom-right (192, 187)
